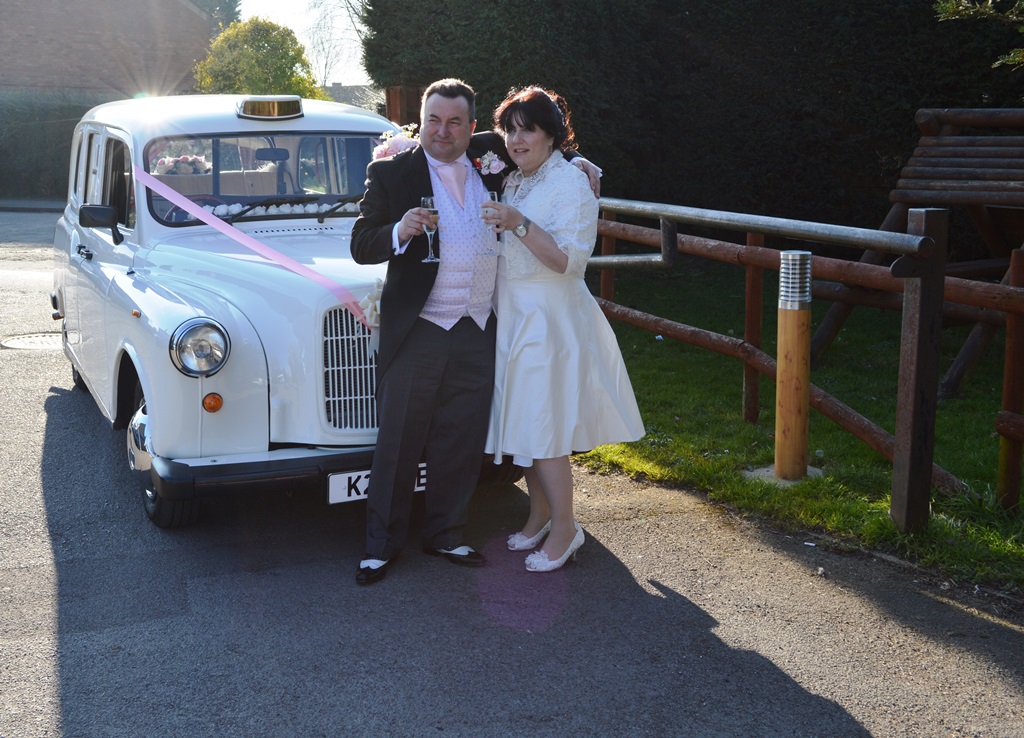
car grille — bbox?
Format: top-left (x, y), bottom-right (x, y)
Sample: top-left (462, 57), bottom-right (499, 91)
top-left (323, 307), bottom-right (377, 430)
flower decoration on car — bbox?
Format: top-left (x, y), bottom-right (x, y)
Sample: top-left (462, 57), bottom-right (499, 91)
top-left (358, 278), bottom-right (383, 329)
top-left (473, 151), bottom-right (506, 176)
top-left (372, 124), bottom-right (419, 160)
top-left (359, 278), bottom-right (384, 353)
top-left (154, 155), bottom-right (213, 175)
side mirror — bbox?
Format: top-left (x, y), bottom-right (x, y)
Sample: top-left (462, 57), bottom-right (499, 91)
top-left (80, 204), bottom-right (124, 245)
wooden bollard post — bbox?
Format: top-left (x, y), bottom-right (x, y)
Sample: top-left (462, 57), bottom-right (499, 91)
top-left (775, 251), bottom-right (812, 480)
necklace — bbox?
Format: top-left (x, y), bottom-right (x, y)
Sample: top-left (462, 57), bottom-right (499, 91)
top-left (509, 152), bottom-right (560, 207)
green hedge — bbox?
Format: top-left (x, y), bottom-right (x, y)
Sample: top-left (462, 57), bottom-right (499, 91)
top-left (0, 89), bottom-right (114, 200)
top-left (362, 0), bottom-right (1024, 244)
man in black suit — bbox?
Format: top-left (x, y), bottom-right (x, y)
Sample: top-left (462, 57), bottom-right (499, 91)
top-left (350, 78), bottom-right (598, 585)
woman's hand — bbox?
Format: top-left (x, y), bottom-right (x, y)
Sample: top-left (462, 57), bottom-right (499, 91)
top-left (480, 201), bottom-right (522, 233)
top-left (481, 201), bottom-right (568, 273)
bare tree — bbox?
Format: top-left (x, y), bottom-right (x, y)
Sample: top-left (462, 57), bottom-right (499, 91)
top-left (308, 9), bottom-right (343, 87)
top-left (307, 0), bottom-right (370, 87)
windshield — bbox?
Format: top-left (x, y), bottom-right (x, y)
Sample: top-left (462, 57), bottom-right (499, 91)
top-left (144, 132), bottom-right (379, 226)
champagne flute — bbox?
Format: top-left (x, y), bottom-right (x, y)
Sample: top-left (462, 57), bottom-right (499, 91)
top-left (421, 196), bottom-right (439, 263)
top-left (480, 191), bottom-right (499, 255)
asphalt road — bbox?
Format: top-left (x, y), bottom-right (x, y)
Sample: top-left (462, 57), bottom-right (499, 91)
top-left (2, 211), bottom-right (1024, 737)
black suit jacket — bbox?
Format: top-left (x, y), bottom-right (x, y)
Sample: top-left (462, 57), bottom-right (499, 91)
top-left (350, 132), bottom-right (508, 381)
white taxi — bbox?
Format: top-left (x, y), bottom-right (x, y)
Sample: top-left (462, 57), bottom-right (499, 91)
top-left (52, 94), bottom-right (405, 527)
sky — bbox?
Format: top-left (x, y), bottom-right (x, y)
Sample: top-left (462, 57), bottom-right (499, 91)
top-left (237, 0), bottom-right (370, 85)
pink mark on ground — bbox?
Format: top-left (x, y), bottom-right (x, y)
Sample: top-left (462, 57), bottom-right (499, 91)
top-left (476, 535), bottom-right (569, 632)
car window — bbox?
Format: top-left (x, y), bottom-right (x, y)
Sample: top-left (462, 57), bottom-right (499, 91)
top-left (84, 133), bottom-right (102, 204)
top-left (144, 133), bottom-right (378, 226)
top-left (69, 130), bottom-right (84, 204)
top-left (102, 138), bottom-right (135, 229)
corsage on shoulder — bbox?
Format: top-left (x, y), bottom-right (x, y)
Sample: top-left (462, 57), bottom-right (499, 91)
top-left (474, 150), bottom-right (507, 176)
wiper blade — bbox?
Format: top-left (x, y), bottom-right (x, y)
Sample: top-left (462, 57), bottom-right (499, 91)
top-left (316, 194), bottom-right (363, 223)
top-left (227, 195), bottom-right (320, 223)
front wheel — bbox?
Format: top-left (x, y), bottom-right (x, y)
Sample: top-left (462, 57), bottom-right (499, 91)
top-left (127, 380), bottom-right (201, 528)
top-left (71, 364), bottom-right (87, 391)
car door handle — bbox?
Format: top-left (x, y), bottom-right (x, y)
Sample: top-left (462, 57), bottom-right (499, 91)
top-left (77, 244), bottom-right (93, 260)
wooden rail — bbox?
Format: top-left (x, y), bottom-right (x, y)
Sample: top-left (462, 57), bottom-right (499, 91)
top-left (594, 219), bottom-right (1024, 315)
top-left (592, 202), bottom-right (1024, 529)
top-left (596, 298), bottom-right (963, 494)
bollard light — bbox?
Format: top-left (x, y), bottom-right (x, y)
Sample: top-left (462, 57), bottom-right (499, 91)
top-left (775, 251), bottom-right (812, 480)
top-left (778, 251), bottom-right (813, 309)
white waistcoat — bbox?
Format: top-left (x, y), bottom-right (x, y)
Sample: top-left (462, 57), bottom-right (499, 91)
top-left (420, 163), bottom-right (498, 330)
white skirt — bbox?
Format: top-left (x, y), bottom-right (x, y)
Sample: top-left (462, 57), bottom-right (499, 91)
top-left (485, 259), bottom-right (645, 467)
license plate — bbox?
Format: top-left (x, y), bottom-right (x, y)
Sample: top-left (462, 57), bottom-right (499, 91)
top-left (328, 462), bottom-right (426, 504)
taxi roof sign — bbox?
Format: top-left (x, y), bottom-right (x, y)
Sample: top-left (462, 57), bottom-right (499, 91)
top-left (236, 96), bottom-right (304, 121)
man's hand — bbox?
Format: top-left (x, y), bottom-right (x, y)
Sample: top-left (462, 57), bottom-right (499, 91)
top-left (397, 206), bottom-right (434, 243)
top-left (571, 157), bottom-right (602, 198)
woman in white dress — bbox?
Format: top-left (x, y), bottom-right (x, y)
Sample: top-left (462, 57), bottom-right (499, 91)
top-left (482, 87), bottom-right (645, 572)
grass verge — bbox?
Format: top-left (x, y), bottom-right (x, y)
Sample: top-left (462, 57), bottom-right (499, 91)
top-left (579, 255), bottom-right (1024, 596)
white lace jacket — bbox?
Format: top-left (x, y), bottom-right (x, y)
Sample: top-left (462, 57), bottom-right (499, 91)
top-left (501, 152), bottom-right (599, 279)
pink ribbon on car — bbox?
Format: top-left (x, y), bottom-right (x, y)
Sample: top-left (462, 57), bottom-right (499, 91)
top-left (133, 165), bottom-right (369, 327)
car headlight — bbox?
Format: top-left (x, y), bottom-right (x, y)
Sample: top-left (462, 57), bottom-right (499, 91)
top-left (170, 318), bottom-right (230, 377)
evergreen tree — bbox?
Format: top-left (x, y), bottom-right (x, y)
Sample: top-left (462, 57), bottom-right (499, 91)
top-left (935, 0), bottom-right (1024, 67)
top-left (193, 0), bottom-right (242, 38)
top-left (359, 0), bottom-right (674, 198)
top-left (355, 0), bottom-right (1023, 229)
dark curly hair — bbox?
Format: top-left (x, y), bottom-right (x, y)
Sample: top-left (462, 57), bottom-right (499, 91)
top-left (493, 86), bottom-right (577, 153)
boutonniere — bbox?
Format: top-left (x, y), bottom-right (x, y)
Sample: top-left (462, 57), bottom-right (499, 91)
top-left (473, 150), bottom-right (507, 176)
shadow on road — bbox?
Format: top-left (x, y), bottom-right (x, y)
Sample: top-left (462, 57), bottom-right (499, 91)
top-left (36, 383), bottom-right (878, 736)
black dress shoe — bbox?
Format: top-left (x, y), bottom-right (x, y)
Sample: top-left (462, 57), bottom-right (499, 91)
top-left (423, 544), bottom-right (484, 568)
top-left (356, 556), bottom-right (392, 585)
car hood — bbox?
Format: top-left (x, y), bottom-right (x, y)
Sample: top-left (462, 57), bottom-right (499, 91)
top-left (139, 219), bottom-right (384, 295)
top-left (133, 219), bottom-right (386, 443)
top-left (133, 219), bottom-right (385, 310)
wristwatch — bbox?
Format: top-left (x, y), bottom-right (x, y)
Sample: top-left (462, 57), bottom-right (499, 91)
top-left (513, 218), bottom-right (531, 238)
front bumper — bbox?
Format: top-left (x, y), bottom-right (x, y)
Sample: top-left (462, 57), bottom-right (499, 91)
top-left (148, 446), bottom-right (376, 501)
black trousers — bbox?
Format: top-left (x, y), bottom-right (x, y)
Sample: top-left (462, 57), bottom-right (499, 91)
top-left (364, 315), bottom-right (496, 559)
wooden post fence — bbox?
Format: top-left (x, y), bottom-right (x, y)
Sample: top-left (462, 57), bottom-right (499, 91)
top-left (600, 211), bottom-right (617, 301)
top-left (743, 233), bottom-right (764, 424)
top-left (890, 209), bottom-right (948, 532)
top-left (997, 249), bottom-right (1024, 512)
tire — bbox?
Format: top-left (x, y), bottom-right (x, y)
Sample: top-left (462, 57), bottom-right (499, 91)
top-left (477, 454), bottom-right (524, 488)
top-left (71, 364), bottom-right (87, 391)
top-left (129, 380), bottom-right (201, 528)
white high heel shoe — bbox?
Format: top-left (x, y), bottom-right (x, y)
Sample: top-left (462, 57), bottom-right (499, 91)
top-left (525, 524), bottom-right (584, 572)
top-left (507, 520), bottom-right (551, 551)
